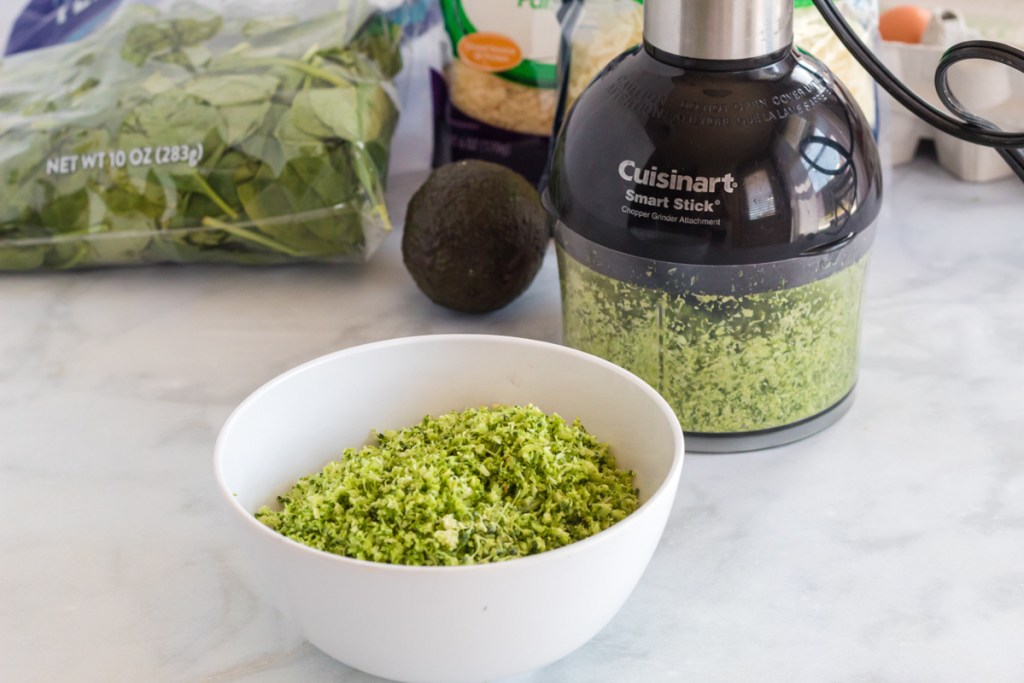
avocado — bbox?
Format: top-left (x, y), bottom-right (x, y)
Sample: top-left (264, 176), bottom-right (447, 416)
top-left (402, 160), bottom-right (550, 314)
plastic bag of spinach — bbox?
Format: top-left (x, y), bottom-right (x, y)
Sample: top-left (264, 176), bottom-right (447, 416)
top-left (0, 0), bottom-right (403, 269)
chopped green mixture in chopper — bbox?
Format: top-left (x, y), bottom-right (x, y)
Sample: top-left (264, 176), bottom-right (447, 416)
top-left (256, 404), bottom-right (638, 566)
top-left (558, 248), bottom-right (867, 434)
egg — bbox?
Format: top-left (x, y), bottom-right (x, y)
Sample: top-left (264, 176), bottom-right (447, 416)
top-left (879, 5), bottom-right (933, 44)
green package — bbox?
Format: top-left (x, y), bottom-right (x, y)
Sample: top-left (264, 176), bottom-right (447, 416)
top-left (0, 1), bottom-right (402, 269)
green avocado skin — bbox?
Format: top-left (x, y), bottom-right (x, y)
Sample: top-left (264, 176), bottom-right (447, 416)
top-left (402, 160), bottom-right (550, 314)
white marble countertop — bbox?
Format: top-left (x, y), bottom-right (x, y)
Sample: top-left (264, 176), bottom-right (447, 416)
top-left (2, 155), bottom-right (1023, 682)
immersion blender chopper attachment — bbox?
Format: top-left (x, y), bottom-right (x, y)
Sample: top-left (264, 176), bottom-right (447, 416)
top-left (546, 0), bottom-right (883, 452)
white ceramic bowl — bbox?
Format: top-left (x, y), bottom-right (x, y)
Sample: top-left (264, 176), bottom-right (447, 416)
top-left (214, 334), bottom-right (684, 683)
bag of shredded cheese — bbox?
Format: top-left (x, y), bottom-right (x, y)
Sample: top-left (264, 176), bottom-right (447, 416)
top-left (793, 0), bottom-right (879, 131)
top-left (432, 0), bottom-right (564, 186)
top-left (558, 0), bottom-right (642, 117)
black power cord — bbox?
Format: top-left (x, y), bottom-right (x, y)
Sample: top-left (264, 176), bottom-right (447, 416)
top-left (811, 0), bottom-right (1024, 183)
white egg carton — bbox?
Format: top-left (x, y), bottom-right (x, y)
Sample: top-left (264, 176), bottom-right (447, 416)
top-left (878, 0), bottom-right (1024, 182)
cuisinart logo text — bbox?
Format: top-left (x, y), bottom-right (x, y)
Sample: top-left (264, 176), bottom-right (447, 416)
top-left (618, 160), bottom-right (737, 193)
top-left (617, 159), bottom-right (736, 215)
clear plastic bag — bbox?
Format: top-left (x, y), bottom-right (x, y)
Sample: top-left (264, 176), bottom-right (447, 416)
top-left (386, 0), bottom-right (445, 176)
top-left (559, 0), bottom-right (643, 116)
top-left (793, 0), bottom-right (880, 130)
top-left (0, 0), bottom-right (405, 269)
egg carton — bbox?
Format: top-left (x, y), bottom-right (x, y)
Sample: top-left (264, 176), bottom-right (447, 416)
top-left (879, 0), bottom-right (1024, 182)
